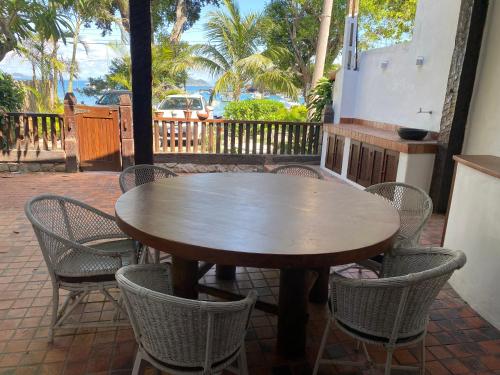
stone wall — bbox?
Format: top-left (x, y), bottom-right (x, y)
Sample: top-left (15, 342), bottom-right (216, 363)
top-left (0, 162), bottom-right (66, 173)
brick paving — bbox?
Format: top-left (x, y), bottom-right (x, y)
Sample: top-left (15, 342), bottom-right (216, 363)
top-left (0, 171), bottom-right (499, 375)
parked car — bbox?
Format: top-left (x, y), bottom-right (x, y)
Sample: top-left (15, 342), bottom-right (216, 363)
top-left (156, 94), bottom-right (213, 120)
top-left (96, 90), bottom-right (132, 106)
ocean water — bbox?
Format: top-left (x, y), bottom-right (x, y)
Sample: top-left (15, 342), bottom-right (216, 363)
top-left (57, 80), bottom-right (303, 117)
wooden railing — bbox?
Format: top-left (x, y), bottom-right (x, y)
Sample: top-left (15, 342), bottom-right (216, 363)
top-left (152, 117), bottom-right (322, 155)
top-left (1, 112), bottom-right (64, 151)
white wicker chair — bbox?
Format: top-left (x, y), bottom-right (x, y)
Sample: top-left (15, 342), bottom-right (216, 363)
top-left (116, 264), bottom-right (257, 375)
top-left (355, 182), bottom-right (433, 274)
top-left (314, 247), bottom-right (466, 375)
top-left (119, 164), bottom-right (178, 193)
top-left (25, 195), bottom-right (137, 341)
top-left (270, 164), bottom-right (323, 179)
top-left (119, 164), bottom-right (178, 264)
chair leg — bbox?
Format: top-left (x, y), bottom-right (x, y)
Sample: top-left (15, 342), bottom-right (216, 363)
top-left (49, 284), bottom-right (59, 342)
top-left (384, 349), bottom-right (394, 375)
top-left (312, 318), bottom-right (331, 375)
top-left (420, 338), bottom-right (426, 375)
top-left (132, 351), bottom-right (143, 375)
top-left (238, 345), bottom-right (249, 375)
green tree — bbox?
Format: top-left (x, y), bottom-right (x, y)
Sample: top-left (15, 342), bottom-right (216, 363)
top-left (0, 72), bottom-right (25, 112)
top-left (0, 0), bottom-right (71, 62)
top-left (196, 0), bottom-right (298, 102)
top-left (262, 0), bottom-right (346, 99)
top-left (358, 0), bottom-right (417, 50)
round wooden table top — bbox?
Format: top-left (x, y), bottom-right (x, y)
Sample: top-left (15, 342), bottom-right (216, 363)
top-left (115, 173), bottom-right (400, 268)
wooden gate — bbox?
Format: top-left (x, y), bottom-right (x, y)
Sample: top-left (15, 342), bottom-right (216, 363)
top-left (75, 105), bottom-right (121, 171)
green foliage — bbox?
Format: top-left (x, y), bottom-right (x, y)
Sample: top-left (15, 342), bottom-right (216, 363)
top-left (0, 72), bottom-right (25, 112)
top-left (358, 0), bottom-right (417, 50)
top-left (262, 0), bottom-right (346, 98)
top-left (196, 0), bottom-right (298, 102)
top-left (307, 77), bottom-right (333, 122)
top-left (224, 99), bottom-right (306, 122)
top-left (0, 0), bottom-right (72, 61)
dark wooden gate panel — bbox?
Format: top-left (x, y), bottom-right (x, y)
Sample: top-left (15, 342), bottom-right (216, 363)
top-left (76, 105), bottom-right (121, 171)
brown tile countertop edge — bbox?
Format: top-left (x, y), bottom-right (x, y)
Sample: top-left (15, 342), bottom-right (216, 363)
top-left (453, 155), bottom-right (500, 179)
top-left (324, 123), bottom-right (438, 154)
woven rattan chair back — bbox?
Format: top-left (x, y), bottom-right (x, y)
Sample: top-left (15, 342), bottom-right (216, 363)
top-left (333, 248), bottom-right (466, 342)
top-left (25, 195), bottom-right (125, 277)
top-left (116, 264), bottom-right (257, 371)
top-left (365, 182), bottom-right (432, 247)
top-left (119, 164), bottom-right (178, 193)
top-left (270, 164), bottom-right (323, 179)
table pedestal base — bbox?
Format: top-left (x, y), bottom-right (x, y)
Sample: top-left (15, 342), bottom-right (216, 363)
top-left (216, 265), bottom-right (236, 280)
top-left (277, 268), bottom-right (309, 358)
top-left (309, 267), bottom-right (330, 304)
top-left (172, 256), bottom-right (198, 299)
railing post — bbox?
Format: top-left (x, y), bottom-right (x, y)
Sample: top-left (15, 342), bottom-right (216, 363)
top-left (63, 92), bottom-right (79, 172)
top-left (119, 94), bottom-right (135, 169)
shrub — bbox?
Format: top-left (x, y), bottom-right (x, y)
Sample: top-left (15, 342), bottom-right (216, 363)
top-left (307, 77), bottom-right (333, 122)
top-left (224, 99), bottom-right (307, 122)
top-left (0, 72), bottom-right (25, 112)
top-left (224, 99), bottom-right (286, 121)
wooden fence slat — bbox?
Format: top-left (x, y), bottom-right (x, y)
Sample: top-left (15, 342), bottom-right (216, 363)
top-left (193, 122), bottom-right (199, 153)
top-left (177, 121), bottom-right (183, 153)
top-left (287, 124), bottom-right (294, 154)
top-left (208, 122), bottom-right (214, 153)
top-left (280, 124), bottom-right (286, 154)
top-left (313, 125), bottom-right (320, 154)
top-left (237, 122), bottom-right (243, 154)
top-left (154, 120), bottom-right (160, 152)
top-left (273, 123), bottom-right (279, 154)
top-left (186, 121), bottom-right (192, 153)
top-left (224, 122), bottom-right (229, 154)
top-left (33, 116), bottom-right (39, 150)
top-left (266, 123), bottom-right (272, 154)
top-left (294, 124), bottom-right (301, 154)
top-left (41, 116), bottom-right (49, 150)
top-left (252, 124), bottom-right (257, 154)
top-left (50, 116), bottom-right (58, 150)
top-left (201, 122), bottom-right (207, 153)
top-left (230, 123), bottom-right (236, 154)
top-left (259, 124), bottom-right (266, 154)
top-left (161, 121), bottom-right (167, 152)
top-left (169, 121), bottom-right (175, 152)
top-left (300, 125), bottom-right (307, 154)
top-left (245, 123), bottom-right (250, 154)
top-left (216, 123), bottom-right (222, 154)
top-left (14, 115), bottom-right (21, 149)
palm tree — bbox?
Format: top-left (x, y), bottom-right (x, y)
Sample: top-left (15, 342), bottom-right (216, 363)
top-left (196, 0), bottom-right (298, 102)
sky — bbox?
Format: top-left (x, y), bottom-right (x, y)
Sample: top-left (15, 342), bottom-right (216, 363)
top-left (0, 0), bottom-right (269, 83)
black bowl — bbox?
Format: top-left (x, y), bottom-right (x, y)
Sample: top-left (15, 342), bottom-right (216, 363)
top-left (397, 127), bottom-right (428, 141)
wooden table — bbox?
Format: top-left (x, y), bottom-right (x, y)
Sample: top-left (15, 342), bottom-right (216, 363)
top-left (115, 173), bottom-right (400, 358)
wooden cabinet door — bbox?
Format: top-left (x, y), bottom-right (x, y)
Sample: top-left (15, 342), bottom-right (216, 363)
top-left (382, 149), bottom-right (399, 182)
top-left (332, 135), bottom-right (344, 174)
top-left (325, 136), bottom-right (335, 170)
top-left (370, 146), bottom-right (385, 185)
top-left (347, 140), bottom-right (361, 182)
top-left (357, 143), bottom-right (373, 187)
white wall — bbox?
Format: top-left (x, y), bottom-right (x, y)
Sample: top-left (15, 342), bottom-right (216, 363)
top-left (446, 163), bottom-right (500, 329)
top-left (463, 1), bottom-right (500, 156)
top-left (334, 0), bottom-right (461, 132)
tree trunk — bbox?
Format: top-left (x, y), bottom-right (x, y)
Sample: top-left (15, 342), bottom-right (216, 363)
top-left (130, 0), bottom-right (153, 164)
top-left (68, 17), bottom-right (81, 93)
top-left (115, 0), bottom-right (130, 32)
top-left (311, 0), bottom-right (334, 88)
top-left (0, 18), bottom-right (16, 62)
top-left (170, 0), bottom-right (188, 44)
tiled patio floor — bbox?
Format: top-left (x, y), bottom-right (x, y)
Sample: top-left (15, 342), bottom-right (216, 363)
top-left (1, 171), bottom-right (499, 375)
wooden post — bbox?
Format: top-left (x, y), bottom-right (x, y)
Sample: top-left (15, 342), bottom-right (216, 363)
top-left (63, 92), bottom-right (79, 172)
top-left (129, 0), bottom-right (153, 165)
top-left (119, 94), bottom-right (134, 169)
top-left (429, 0), bottom-right (489, 213)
